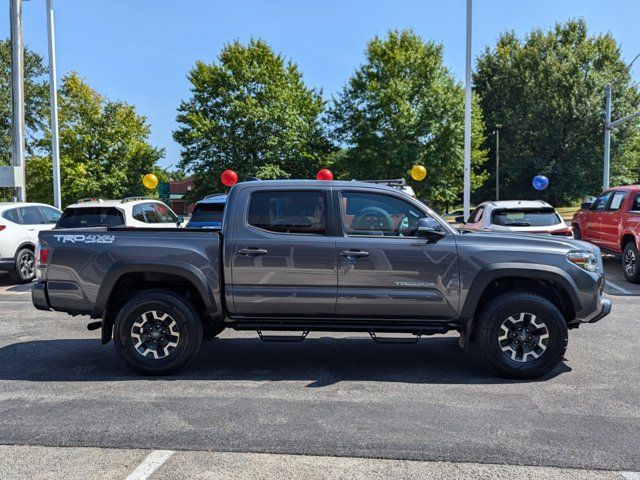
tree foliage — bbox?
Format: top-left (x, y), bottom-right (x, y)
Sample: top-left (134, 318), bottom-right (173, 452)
top-left (174, 39), bottom-right (333, 199)
top-left (474, 20), bottom-right (640, 205)
top-left (327, 29), bottom-right (488, 207)
top-left (28, 73), bottom-right (165, 206)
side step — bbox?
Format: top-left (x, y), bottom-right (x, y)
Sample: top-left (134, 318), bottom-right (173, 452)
top-left (257, 330), bottom-right (309, 343)
top-left (369, 332), bottom-right (421, 344)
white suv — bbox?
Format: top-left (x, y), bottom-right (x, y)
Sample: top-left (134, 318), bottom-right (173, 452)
top-left (0, 202), bottom-right (62, 283)
top-left (57, 198), bottom-right (183, 229)
top-left (458, 200), bottom-right (572, 236)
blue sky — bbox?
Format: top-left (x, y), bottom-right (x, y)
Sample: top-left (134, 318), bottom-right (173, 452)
top-left (2, 0), bottom-right (640, 169)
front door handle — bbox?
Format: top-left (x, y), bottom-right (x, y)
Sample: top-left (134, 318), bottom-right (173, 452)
top-left (340, 249), bottom-right (370, 258)
top-left (238, 247), bottom-right (268, 256)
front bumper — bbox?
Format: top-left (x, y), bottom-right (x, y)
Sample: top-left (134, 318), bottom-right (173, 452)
top-left (32, 282), bottom-right (51, 311)
top-left (586, 298), bottom-right (611, 324)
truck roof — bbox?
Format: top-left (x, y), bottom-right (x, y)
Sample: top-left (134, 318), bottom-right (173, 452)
top-left (231, 179), bottom-right (411, 194)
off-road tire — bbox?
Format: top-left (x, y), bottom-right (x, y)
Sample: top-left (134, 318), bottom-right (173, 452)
top-left (9, 248), bottom-right (35, 283)
top-left (113, 290), bottom-right (203, 375)
top-left (474, 292), bottom-right (568, 379)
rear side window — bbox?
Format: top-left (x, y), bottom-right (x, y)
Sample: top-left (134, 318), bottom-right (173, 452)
top-left (631, 194), bottom-right (640, 212)
top-left (56, 207), bottom-right (125, 228)
top-left (492, 208), bottom-right (561, 227)
top-left (607, 191), bottom-right (627, 211)
top-left (190, 203), bottom-right (225, 223)
top-left (132, 203), bottom-right (177, 223)
top-left (1, 208), bottom-right (20, 224)
top-left (468, 206), bottom-right (484, 223)
top-left (18, 206), bottom-right (45, 225)
top-left (40, 206), bottom-right (62, 224)
top-left (248, 191), bottom-right (326, 234)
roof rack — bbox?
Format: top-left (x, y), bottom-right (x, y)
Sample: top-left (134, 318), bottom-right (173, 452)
top-left (76, 197), bottom-right (104, 204)
top-left (121, 196), bottom-right (150, 203)
top-left (357, 178), bottom-right (408, 187)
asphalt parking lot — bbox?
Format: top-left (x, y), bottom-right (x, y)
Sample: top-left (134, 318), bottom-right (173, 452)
top-left (0, 260), bottom-right (639, 479)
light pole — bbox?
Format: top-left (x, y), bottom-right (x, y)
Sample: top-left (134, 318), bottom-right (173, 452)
top-left (10, 0), bottom-right (26, 202)
top-left (463, 0), bottom-right (472, 220)
top-left (494, 124), bottom-right (502, 201)
top-left (46, 0), bottom-right (62, 209)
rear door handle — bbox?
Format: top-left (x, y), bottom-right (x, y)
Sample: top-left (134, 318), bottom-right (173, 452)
top-left (238, 247), bottom-right (268, 256)
top-left (340, 249), bottom-right (370, 258)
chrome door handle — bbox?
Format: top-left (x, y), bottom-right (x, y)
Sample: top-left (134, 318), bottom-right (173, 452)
top-left (340, 249), bottom-right (370, 258)
top-left (238, 247), bottom-right (268, 255)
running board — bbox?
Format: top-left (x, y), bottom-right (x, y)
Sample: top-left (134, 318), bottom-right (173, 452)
top-left (369, 332), bottom-right (421, 344)
top-left (257, 330), bottom-right (309, 343)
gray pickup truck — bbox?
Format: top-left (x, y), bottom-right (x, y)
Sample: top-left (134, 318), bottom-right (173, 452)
top-left (32, 180), bottom-right (610, 378)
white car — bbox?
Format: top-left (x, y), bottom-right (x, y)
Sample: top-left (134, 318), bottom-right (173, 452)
top-left (458, 200), bottom-right (572, 236)
top-left (57, 197), bottom-right (183, 229)
top-left (0, 202), bottom-right (62, 283)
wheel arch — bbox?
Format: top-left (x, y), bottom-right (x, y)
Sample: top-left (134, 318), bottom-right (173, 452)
top-left (621, 232), bottom-right (637, 251)
top-left (14, 242), bottom-right (35, 257)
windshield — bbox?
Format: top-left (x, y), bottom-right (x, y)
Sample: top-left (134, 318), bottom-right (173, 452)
top-left (189, 203), bottom-right (225, 223)
top-left (56, 207), bottom-right (125, 228)
top-left (491, 208), bottom-right (561, 227)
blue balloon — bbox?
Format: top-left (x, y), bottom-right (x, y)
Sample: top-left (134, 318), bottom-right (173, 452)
top-left (532, 175), bottom-right (549, 191)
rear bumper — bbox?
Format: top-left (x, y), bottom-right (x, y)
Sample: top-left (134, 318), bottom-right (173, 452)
top-left (0, 258), bottom-right (15, 271)
top-left (32, 282), bottom-right (51, 311)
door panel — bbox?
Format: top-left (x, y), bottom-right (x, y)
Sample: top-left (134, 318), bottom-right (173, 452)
top-left (228, 189), bottom-right (337, 317)
top-left (600, 191), bottom-right (627, 252)
top-left (583, 192), bottom-right (612, 244)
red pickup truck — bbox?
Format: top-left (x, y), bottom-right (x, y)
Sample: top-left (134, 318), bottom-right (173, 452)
top-left (572, 185), bottom-right (640, 283)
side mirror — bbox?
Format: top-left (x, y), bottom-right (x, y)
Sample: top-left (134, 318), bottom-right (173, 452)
top-left (581, 202), bottom-right (592, 210)
top-left (454, 216), bottom-right (466, 224)
top-left (417, 218), bottom-right (446, 240)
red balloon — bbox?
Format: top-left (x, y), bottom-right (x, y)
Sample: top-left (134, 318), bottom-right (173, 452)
top-left (316, 168), bottom-right (333, 181)
top-left (221, 169), bottom-right (238, 187)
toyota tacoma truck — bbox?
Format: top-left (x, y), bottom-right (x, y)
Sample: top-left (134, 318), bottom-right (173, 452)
top-left (32, 180), bottom-right (610, 378)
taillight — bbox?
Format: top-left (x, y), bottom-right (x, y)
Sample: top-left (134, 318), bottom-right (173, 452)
top-left (0, 225), bottom-right (5, 232)
top-left (35, 241), bottom-right (50, 266)
top-left (551, 228), bottom-right (573, 236)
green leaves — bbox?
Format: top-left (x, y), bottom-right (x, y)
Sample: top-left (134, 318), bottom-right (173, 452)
top-left (174, 39), bottom-right (333, 200)
top-left (327, 30), bottom-right (487, 208)
top-left (474, 19), bottom-right (640, 205)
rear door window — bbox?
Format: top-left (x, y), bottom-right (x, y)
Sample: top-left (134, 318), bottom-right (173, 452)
top-left (190, 203), bottom-right (225, 223)
top-left (40, 206), bottom-right (62, 224)
top-left (631, 193), bottom-right (640, 212)
top-left (18, 206), bottom-right (45, 225)
top-left (248, 191), bottom-right (326, 234)
top-left (607, 191), bottom-right (627, 211)
top-left (492, 208), bottom-right (561, 227)
top-left (56, 207), bottom-right (125, 228)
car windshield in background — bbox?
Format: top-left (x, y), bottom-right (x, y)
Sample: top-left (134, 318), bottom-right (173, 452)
top-left (492, 208), bottom-right (560, 227)
top-left (56, 207), bottom-right (125, 228)
top-left (190, 203), bottom-right (225, 223)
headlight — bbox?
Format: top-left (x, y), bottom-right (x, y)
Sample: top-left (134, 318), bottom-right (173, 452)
top-left (566, 251), bottom-right (598, 272)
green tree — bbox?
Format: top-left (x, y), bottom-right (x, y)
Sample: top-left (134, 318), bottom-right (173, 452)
top-left (28, 72), bottom-right (164, 206)
top-left (327, 29), bottom-right (488, 207)
top-left (174, 39), bottom-right (333, 199)
top-left (474, 19), bottom-right (640, 205)
top-left (0, 39), bottom-right (49, 200)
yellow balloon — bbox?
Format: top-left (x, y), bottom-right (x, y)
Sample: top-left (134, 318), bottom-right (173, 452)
top-left (411, 165), bottom-right (427, 181)
top-left (142, 173), bottom-right (159, 189)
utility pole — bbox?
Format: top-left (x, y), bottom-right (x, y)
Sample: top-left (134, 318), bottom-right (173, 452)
top-left (495, 124), bottom-right (502, 201)
top-left (10, 0), bottom-right (26, 202)
top-left (463, 0), bottom-right (472, 220)
top-left (603, 84), bottom-right (611, 191)
top-left (47, 0), bottom-right (62, 208)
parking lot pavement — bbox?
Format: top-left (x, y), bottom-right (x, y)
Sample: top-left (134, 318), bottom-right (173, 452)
top-left (0, 445), bottom-right (631, 480)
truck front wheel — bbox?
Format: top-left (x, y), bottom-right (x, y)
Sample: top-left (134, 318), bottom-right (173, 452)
top-left (113, 290), bottom-right (203, 375)
top-left (474, 292), bottom-right (568, 379)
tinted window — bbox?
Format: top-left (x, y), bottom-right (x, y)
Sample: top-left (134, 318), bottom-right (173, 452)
top-left (132, 203), bottom-right (177, 224)
top-left (57, 207), bottom-right (125, 228)
top-left (40, 206), bottom-right (62, 224)
top-left (341, 191), bottom-right (432, 237)
top-left (607, 191), bottom-right (627, 211)
top-left (248, 191), bottom-right (326, 234)
top-left (492, 208), bottom-right (561, 227)
top-left (190, 203), bottom-right (225, 223)
top-left (468, 206), bottom-right (484, 223)
top-left (631, 194), bottom-right (640, 212)
top-left (591, 192), bottom-right (612, 211)
top-left (2, 208), bottom-right (20, 224)
top-left (18, 206), bottom-right (45, 225)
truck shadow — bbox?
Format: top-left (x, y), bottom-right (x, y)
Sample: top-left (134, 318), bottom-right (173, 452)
top-left (0, 336), bottom-right (570, 386)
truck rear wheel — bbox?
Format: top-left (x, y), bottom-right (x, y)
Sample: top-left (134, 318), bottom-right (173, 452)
top-left (113, 290), bottom-right (203, 375)
top-left (622, 242), bottom-right (640, 283)
top-left (474, 292), bottom-right (568, 379)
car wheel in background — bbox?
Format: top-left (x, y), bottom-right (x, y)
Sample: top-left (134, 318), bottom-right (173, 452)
top-left (474, 292), bottom-right (568, 379)
top-left (8, 248), bottom-right (36, 284)
top-left (622, 242), bottom-right (640, 284)
top-left (113, 290), bottom-right (203, 375)
top-left (572, 225), bottom-right (581, 240)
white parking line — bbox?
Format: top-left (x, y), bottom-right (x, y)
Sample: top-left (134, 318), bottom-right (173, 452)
top-left (621, 472), bottom-right (640, 480)
top-left (606, 280), bottom-right (633, 295)
top-left (124, 450), bottom-right (174, 480)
